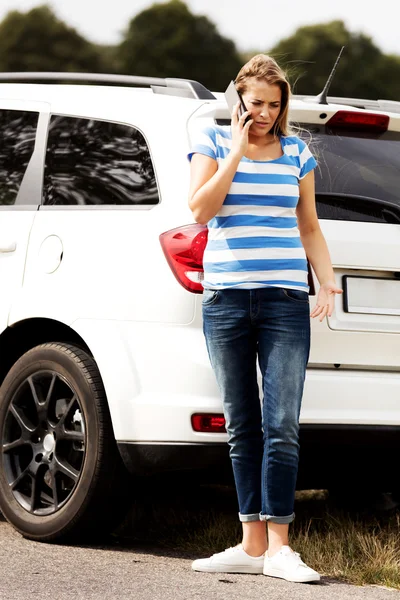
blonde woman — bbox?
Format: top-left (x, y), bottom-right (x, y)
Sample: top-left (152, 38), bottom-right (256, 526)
top-left (188, 54), bottom-right (342, 583)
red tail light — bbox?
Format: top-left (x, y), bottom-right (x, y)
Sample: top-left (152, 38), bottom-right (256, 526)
top-left (160, 224), bottom-right (208, 293)
top-left (326, 110), bottom-right (389, 133)
top-left (192, 414), bottom-right (226, 433)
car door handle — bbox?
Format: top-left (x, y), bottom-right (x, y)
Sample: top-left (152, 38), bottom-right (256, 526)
top-left (0, 241), bottom-right (17, 253)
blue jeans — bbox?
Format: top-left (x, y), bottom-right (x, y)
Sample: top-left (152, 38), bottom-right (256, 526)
top-left (202, 287), bottom-right (310, 524)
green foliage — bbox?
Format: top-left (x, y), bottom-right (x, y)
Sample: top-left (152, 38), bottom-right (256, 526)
top-left (117, 0), bottom-right (242, 90)
top-left (0, 5), bottom-right (113, 73)
top-left (0, 5), bottom-right (399, 101)
top-left (268, 20), bottom-right (400, 101)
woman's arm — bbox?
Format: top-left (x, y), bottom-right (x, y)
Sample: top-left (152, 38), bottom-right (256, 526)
top-left (296, 170), bottom-right (343, 320)
top-left (188, 104), bottom-right (253, 225)
top-left (189, 151), bottom-right (241, 224)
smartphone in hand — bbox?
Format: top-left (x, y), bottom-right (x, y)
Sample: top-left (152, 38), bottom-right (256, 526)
top-left (224, 81), bottom-right (250, 123)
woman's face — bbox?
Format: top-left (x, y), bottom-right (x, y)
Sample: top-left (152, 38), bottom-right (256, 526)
top-left (241, 78), bottom-right (282, 137)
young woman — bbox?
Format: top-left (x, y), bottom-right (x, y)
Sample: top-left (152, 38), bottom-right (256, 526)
top-left (187, 54), bottom-right (342, 583)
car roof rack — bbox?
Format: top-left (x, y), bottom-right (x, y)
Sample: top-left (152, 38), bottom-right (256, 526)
top-left (0, 72), bottom-right (216, 100)
top-left (293, 94), bottom-right (400, 115)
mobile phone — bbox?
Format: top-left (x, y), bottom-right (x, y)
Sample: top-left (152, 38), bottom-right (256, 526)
top-left (224, 80), bottom-right (250, 123)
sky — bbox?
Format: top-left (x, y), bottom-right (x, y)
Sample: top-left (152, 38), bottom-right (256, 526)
top-left (0, 0), bottom-right (399, 56)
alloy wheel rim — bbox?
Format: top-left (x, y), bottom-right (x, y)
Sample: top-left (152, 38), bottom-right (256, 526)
top-left (2, 370), bottom-right (86, 515)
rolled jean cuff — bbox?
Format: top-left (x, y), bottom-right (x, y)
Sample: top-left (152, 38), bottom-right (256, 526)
top-left (238, 512), bottom-right (261, 523)
top-left (259, 512), bottom-right (295, 524)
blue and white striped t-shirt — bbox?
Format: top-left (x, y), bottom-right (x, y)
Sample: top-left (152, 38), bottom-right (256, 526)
top-left (188, 126), bottom-right (317, 291)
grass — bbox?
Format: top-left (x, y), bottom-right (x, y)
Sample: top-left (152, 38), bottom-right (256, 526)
top-left (290, 491), bottom-right (400, 588)
top-left (114, 475), bottom-right (400, 590)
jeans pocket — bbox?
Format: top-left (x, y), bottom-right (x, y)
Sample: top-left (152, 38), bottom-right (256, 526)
top-left (282, 288), bottom-right (309, 303)
top-left (202, 289), bottom-right (220, 306)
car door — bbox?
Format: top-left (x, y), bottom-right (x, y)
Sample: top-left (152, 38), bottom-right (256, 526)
top-left (0, 100), bottom-right (49, 333)
top-left (19, 110), bottom-right (195, 328)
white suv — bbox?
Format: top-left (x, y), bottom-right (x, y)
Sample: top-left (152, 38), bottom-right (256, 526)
top-left (0, 73), bottom-right (399, 542)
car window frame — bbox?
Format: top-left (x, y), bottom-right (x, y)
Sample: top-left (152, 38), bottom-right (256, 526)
top-left (40, 113), bottom-right (161, 210)
top-left (0, 100), bottom-right (50, 210)
top-left (299, 121), bottom-right (400, 223)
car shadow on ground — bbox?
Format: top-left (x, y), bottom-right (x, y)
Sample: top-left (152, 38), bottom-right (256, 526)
top-left (99, 473), bottom-right (400, 559)
top-left (1, 473), bottom-right (399, 590)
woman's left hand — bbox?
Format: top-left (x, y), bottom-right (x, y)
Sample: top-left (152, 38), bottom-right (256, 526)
top-left (310, 281), bottom-right (343, 321)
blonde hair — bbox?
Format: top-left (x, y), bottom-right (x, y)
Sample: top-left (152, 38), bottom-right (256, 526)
top-left (235, 54), bottom-right (292, 137)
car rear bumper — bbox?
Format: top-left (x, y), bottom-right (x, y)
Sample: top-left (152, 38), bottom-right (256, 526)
top-left (118, 425), bottom-right (400, 490)
top-left (117, 441), bottom-right (229, 476)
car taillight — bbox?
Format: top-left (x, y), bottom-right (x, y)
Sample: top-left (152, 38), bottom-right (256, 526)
top-left (326, 110), bottom-right (389, 133)
top-left (160, 224), bottom-right (208, 293)
top-left (191, 414), bottom-right (226, 433)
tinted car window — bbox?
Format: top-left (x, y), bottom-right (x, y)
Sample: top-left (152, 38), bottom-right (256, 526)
top-left (305, 126), bottom-right (400, 224)
top-left (43, 116), bottom-right (159, 206)
top-left (0, 109), bottom-right (39, 206)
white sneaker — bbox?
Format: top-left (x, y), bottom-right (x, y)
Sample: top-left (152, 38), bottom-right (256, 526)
top-left (191, 544), bottom-right (265, 574)
top-left (263, 545), bottom-right (320, 583)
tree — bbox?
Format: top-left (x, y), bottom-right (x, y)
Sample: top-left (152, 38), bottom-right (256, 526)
top-left (117, 0), bottom-right (242, 91)
top-left (0, 5), bottom-right (113, 73)
top-left (268, 20), bottom-right (400, 101)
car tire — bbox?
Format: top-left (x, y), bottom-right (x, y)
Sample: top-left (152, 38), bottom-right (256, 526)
top-left (0, 342), bottom-right (127, 542)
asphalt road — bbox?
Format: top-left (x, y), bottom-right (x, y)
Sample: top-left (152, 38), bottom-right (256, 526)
top-left (0, 518), bottom-right (398, 600)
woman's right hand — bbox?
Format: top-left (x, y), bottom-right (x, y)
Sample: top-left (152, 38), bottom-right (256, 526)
top-left (230, 101), bottom-right (253, 157)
